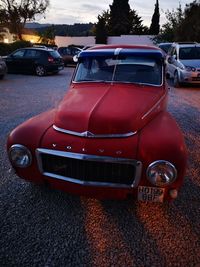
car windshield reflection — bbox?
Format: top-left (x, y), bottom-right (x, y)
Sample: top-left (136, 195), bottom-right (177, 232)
top-left (74, 56), bottom-right (162, 86)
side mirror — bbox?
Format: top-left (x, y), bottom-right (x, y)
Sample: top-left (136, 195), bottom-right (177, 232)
top-left (167, 56), bottom-right (175, 64)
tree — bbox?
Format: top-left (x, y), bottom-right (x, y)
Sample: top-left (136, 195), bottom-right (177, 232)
top-left (129, 9), bottom-right (149, 34)
top-left (109, 0), bottom-right (131, 35)
top-left (95, 0), bottom-right (147, 37)
top-left (38, 25), bottom-right (55, 45)
top-left (149, 0), bottom-right (160, 34)
top-left (176, 0), bottom-right (200, 42)
top-left (153, 1), bottom-right (200, 43)
top-left (95, 15), bottom-right (107, 44)
top-left (154, 4), bottom-right (184, 42)
top-left (0, 0), bottom-right (49, 40)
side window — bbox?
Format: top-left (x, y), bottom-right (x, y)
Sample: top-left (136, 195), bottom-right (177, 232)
top-left (63, 48), bottom-right (70, 55)
top-left (171, 48), bottom-right (176, 56)
top-left (25, 50), bottom-right (37, 58)
top-left (168, 46), bottom-right (174, 56)
top-left (169, 47), bottom-right (177, 60)
top-left (35, 51), bottom-right (42, 58)
top-left (12, 50), bottom-right (25, 58)
top-left (71, 48), bottom-right (80, 56)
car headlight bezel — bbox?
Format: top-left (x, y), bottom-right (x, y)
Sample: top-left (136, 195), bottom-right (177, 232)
top-left (185, 66), bottom-right (196, 72)
top-left (146, 160), bottom-right (177, 187)
top-left (9, 144), bottom-right (32, 168)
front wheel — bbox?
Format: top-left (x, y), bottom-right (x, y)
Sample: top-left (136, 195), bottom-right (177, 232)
top-left (35, 65), bottom-right (46, 76)
top-left (0, 74), bottom-right (4, 80)
top-left (174, 71), bottom-right (180, 88)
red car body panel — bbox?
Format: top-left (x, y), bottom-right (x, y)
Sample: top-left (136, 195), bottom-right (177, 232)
top-left (55, 83), bottom-right (167, 135)
top-left (7, 44), bottom-right (187, 202)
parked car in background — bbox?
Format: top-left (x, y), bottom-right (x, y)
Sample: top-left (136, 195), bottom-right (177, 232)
top-left (158, 42), bottom-right (172, 57)
top-left (7, 45), bottom-right (187, 203)
top-left (4, 47), bottom-right (64, 76)
top-left (166, 42), bottom-right (200, 87)
top-left (0, 56), bottom-right (7, 79)
top-left (58, 46), bottom-right (82, 66)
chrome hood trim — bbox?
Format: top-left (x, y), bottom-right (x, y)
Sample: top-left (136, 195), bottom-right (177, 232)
top-left (53, 125), bottom-right (137, 138)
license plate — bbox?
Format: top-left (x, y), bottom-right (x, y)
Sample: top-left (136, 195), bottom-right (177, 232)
top-left (138, 186), bottom-right (165, 203)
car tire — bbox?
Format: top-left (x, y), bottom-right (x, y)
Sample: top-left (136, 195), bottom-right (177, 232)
top-left (174, 71), bottom-right (180, 88)
top-left (0, 75), bottom-right (4, 80)
top-left (35, 65), bottom-right (46, 76)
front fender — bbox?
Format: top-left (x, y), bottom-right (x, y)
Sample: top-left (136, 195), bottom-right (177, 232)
top-left (7, 109), bottom-right (56, 183)
top-left (137, 111), bottom-right (187, 189)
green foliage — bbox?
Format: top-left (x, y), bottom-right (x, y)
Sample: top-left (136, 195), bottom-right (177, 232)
top-left (149, 0), bottom-right (160, 34)
top-left (95, 15), bottom-right (107, 44)
top-left (129, 10), bottom-right (149, 34)
top-left (36, 23), bottom-right (94, 37)
top-left (95, 0), bottom-right (148, 38)
top-left (176, 0), bottom-right (200, 42)
top-left (0, 0), bottom-right (49, 40)
top-left (154, 1), bottom-right (200, 43)
top-left (0, 40), bottom-right (32, 56)
top-left (38, 26), bottom-right (55, 44)
top-left (109, 0), bottom-right (131, 35)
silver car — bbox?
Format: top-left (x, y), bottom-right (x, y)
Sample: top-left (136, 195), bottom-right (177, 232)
top-left (0, 56), bottom-right (7, 79)
top-left (166, 43), bottom-right (200, 87)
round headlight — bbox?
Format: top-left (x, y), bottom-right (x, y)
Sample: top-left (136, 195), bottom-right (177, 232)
top-left (146, 160), bottom-right (177, 187)
top-left (9, 144), bottom-right (32, 168)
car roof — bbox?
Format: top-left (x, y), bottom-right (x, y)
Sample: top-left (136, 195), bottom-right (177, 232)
top-left (158, 43), bottom-right (172, 47)
top-left (89, 44), bottom-right (160, 50)
top-left (79, 45), bottom-right (163, 59)
top-left (18, 47), bottom-right (55, 52)
top-left (172, 42), bottom-right (200, 48)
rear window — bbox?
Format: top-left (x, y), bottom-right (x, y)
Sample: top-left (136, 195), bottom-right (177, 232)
top-left (49, 51), bottom-right (61, 58)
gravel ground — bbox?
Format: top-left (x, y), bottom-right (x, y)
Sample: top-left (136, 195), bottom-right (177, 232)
top-left (0, 69), bottom-right (200, 267)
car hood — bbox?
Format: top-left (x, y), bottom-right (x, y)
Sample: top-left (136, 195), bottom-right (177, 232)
top-left (54, 83), bottom-right (166, 136)
top-left (180, 59), bottom-right (200, 68)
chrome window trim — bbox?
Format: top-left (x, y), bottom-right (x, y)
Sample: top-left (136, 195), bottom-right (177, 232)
top-left (53, 125), bottom-right (137, 138)
top-left (36, 148), bottom-right (142, 188)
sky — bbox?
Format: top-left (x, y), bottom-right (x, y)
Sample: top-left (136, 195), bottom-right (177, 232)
top-left (39, 0), bottom-right (194, 27)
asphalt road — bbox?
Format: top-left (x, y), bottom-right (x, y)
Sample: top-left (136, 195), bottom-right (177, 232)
top-left (0, 69), bottom-right (200, 267)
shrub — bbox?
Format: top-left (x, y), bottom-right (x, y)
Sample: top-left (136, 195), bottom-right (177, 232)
top-left (0, 40), bottom-right (32, 56)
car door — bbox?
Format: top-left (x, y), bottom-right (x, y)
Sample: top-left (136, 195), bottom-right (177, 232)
top-left (6, 49), bottom-right (26, 73)
top-left (23, 49), bottom-right (39, 73)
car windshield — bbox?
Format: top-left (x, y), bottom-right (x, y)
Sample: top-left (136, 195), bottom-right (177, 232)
top-left (74, 55), bottom-right (162, 85)
top-left (179, 47), bottom-right (200, 60)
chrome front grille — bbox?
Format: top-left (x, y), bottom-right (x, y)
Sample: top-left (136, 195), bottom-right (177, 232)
top-left (36, 148), bottom-right (142, 188)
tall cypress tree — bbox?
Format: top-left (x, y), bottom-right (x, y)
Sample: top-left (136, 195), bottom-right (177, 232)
top-left (149, 0), bottom-right (160, 34)
top-left (109, 0), bottom-right (131, 35)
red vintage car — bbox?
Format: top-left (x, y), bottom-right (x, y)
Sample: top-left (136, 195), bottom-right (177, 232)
top-left (7, 45), bottom-right (187, 202)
